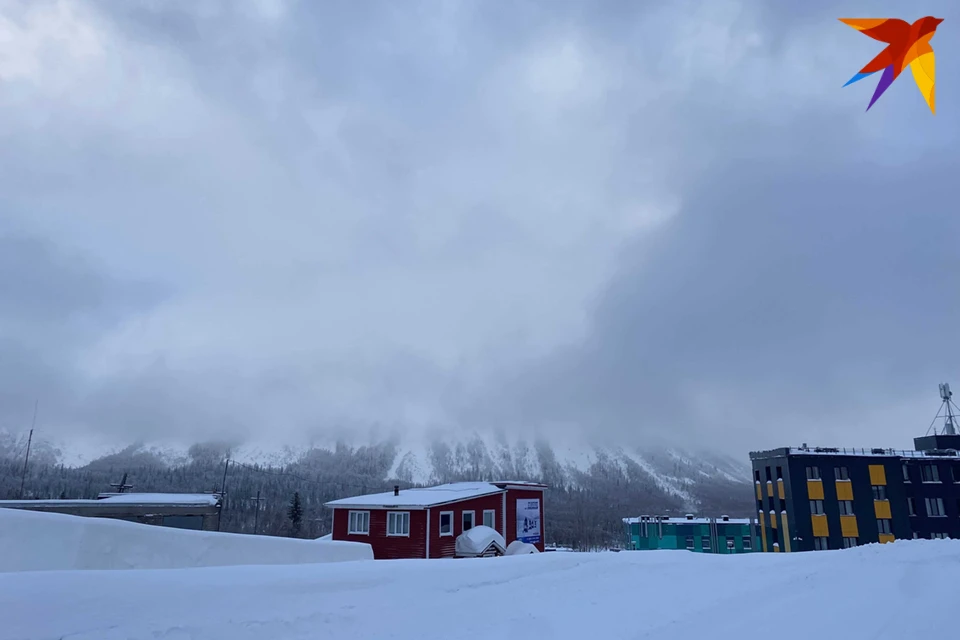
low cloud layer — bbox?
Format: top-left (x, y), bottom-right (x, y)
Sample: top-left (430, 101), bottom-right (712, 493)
top-left (1, 0), bottom-right (957, 454)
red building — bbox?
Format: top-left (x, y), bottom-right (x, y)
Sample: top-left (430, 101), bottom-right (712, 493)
top-left (325, 481), bottom-right (546, 559)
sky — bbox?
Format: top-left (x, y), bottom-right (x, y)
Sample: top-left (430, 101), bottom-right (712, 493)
top-left (1, 0), bottom-right (958, 457)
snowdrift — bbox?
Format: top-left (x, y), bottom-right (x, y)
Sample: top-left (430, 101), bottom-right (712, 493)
top-left (0, 507), bottom-right (372, 572)
top-left (454, 525), bottom-right (506, 557)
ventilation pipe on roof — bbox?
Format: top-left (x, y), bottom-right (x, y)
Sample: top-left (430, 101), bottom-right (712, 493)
top-left (685, 514), bottom-right (694, 520)
top-left (394, 485), bottom-right (399, 496)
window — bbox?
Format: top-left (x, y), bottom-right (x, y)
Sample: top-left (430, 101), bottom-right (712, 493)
top-left (754, 469), bottom-right (761, 483)
top-left (809, 500), bottom-right (824, 515)
top-left (462, 510), bottom-right (475, 532)
top-left (439, 511), bottom-right (454, 536)
top-left (872, 485), bottom-right (887, 500)
top-left (768, 497), bottom-right (775, 511)
top-left (726, 537), bottom-right (735, 550)
top-left (922, 464), bottom-right (940, 483)
top-left (877, 519), bottom-right (892, 534)
top-left (953, 466), bottom-right (960, 483)
top-left (742, 536), bottom-right (753, 550)
top-left (806, 466), bottom-right (821, 480)
top-left (483, 509), bottom-right (496, 529)
top-left (814, 536), bottom-right (829, 550)
top-left (932, 532), bottom-right (948, 539)
top-left (902, 464), bottom-right (910, 482)
top-left (387, 511), bottom-right (410, 536)
top-left (839, 500), bottom-right (855, 515)
top-left (925, 497), bottom-right (945, 517)
top-left (907, 497), bottom-right (916, 516)
top-left (912, 532), bottom-right (920, 539)
top-left (701, 536), bottom-right (711, 551)
top-left (842, 537), bottom-right (858, 548)
top-left (835, 466), bottom-right (849, 481)
top-left (348, 511), bottom-right (370, 535)
top-left (776, 466), bottom-right (783, 480)
top-left (685, 536), bottom-right (695, 550)
top-left (765, 467), bottom-right (772, 481)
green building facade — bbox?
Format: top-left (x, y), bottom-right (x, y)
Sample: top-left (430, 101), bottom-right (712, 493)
top-left (623, 515), bottom-right (759, 553)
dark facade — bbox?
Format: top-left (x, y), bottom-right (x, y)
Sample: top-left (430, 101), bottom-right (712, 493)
top-left (327, 481), bottom-right (547, 559)
top-left (749, 439), bottom-right (960, 552)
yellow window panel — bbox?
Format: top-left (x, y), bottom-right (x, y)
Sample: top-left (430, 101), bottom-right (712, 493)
top-left (767, 482), bottom-right (774, 497)
top-left (840, 515), bottom-right (859, 538)
top-left (836, 481), bottom-right (853, 501)
top-left (878, 533), bottom-right (895, 544)
top-left (807, 480), bottom-right (824, 500)
top-left (770, 512), bottom-right (777, 528)
top-left (811, 514), bottom-right (829, 537)
top-left (777, 479), bottom-right (785, 500)
top-left (874, 500), bottom-right (892, 519)
top-left (780, 512), bottom-right (791, 552)
top-left (756, 483), bottom-right (762, 500)
top-left (869, 464), bottom-right (887, 486)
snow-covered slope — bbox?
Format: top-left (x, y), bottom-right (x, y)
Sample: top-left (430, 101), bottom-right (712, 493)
top-left (0, 508), bottom-right (372, 572)
top-left (2, 535), bottom-right (956, 639)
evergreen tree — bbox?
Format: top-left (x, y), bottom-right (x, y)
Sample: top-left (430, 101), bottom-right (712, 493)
top-left (288, 491), bottom-right (303, 537)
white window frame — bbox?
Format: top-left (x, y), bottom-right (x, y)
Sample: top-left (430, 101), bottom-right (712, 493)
top-left (877, 519), bottom-right (892, 534)
top-left (386, 511), bottom-right (410, 537)
top-left (347, 510), bottom-right (370, 535)
top-left (838, 500), bottom-right (854, 515)
top-left (742, 536), bottom-right (753, 550)
top-left (922, 464), bottom-right (940, 483)
top-left (483, 509), bottom-right (496, 530)
top-left (462, 510), bottom-right (475, 532)
top-left (842, 537), bottom-right (858, 548)
top-left (439, 511), bottom-right (454, 537)
top-left (907, 497), bottom-right (916, 516)
top-left (685, 536), bottom-right (695, 550)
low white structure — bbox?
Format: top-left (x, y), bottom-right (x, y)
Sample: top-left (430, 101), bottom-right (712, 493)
top-left (455, 525), bottom-right (506, 558)
top-left (506, 540), bottom-right (540, 555)
top-left (0, 507), bottom-right (373, 572)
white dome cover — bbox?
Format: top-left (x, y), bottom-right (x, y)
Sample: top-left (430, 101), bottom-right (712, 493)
top-left (505, 540), bottom-right (540, 555)
top-left (455, 526), bottom-right (506, 557)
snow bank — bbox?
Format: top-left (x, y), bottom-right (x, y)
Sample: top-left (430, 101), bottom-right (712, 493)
top-left (506, 540), bottom-right (540, 555)
top-left (0, 507), bottom-right (371, 572)
top-left (455, 525), bottom-right (505, 557)
top-left (4, 538), bottom-right (958, 639)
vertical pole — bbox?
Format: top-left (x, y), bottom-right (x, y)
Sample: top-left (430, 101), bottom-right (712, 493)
top-left (254, 489), bottom-right (261, 535)
top-left (217, 458), bottom-right (229, 532)
top-left (18, 401), bottom-right (37, 500)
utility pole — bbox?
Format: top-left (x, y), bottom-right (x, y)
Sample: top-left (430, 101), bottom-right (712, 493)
top-left (110, 472), bottom-right (133, 493)
top-left (17, 400), bottom-right (38, 500)
top-left (250, 489), bottom-right (266, 535)
top-left (217, 458), bottom-right (230, 532)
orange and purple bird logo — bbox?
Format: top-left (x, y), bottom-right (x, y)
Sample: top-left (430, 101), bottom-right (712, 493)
top-left (840, 17), bottom-right (942, 113)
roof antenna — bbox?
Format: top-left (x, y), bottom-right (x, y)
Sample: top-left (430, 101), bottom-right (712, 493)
top-left (926, 383), bottom-right (959, 436)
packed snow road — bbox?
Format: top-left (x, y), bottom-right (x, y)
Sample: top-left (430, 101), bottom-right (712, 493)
top-left (2, 534), bottom-right (957, 639)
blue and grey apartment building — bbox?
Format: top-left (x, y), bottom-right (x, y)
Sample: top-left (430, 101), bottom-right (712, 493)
top-left (749, 433), bottom-right (960, 551)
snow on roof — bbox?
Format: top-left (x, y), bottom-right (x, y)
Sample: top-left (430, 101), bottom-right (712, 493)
top-left (455, 525), bottom-right (506, 557)
top-left (325, 482), bottom-right (505, 509)
top-left (752, 446), bottom-right (960, 460)
top-left (0, 493), bottom-right (221, 508)
top-left (98, 493), bottom-right (221, 506)
top-left (493, 480), bottom-right (548, 488)
top-left (623, 516), bottom-right (754, 525)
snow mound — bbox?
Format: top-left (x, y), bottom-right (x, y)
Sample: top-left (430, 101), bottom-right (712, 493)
top-left (455, 525), bottom-right (506, 557)
top-left (506, 540), bottom-right (540, 555)
top-left (0, 507), bottom-right (372, 572)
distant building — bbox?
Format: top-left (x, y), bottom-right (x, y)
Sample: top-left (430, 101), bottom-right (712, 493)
top-left (749, 434), bottom-right (960, 552)
top-left (0, 493), bottom-right (222, 531)
top-left (324, 481), bottom-right (547, 559)
top-left (623, 514), bottom-right (759, 553)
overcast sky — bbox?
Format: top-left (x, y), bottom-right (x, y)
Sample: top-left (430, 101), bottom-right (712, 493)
top-left (1, 0), bottom-right (958, 455)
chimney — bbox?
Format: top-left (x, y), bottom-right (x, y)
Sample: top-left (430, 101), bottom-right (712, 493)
top-left (685, 514), bottom-right (694, 520)
top-left (721, 515), bottom-right (729, 521)
top-left (393, 485), bottom-right (400, 497)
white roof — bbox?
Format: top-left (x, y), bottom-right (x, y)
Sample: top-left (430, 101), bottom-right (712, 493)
top-left (98, 493), bottom-right (220, 506)
top-left (623, 516), bottom-right (753, 525)
top-left (493, 480), bottom-right (547, 488)
top-left (0, 493), bottom-right (220, 508)
top-left (455, 525), bottom-right (506, 557)
top-left (325, 482), bottom-right (504, 509)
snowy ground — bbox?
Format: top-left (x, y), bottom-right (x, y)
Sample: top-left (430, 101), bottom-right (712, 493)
top-left (3, 535), bottom-right (958, 639)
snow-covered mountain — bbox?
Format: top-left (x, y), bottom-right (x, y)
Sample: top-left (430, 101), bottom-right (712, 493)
top-left (2, 429), bottom-right (752, 513)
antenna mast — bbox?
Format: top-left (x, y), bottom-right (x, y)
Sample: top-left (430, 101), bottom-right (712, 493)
top-left (927, 383), bottom-right (960, 436)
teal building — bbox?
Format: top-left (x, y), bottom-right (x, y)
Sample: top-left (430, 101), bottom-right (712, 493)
top-left (623, 514), bottom-right (759, 553)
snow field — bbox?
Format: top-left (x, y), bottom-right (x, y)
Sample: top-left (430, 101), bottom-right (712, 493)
top-left (2, 527), bottom-right (958, 639)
